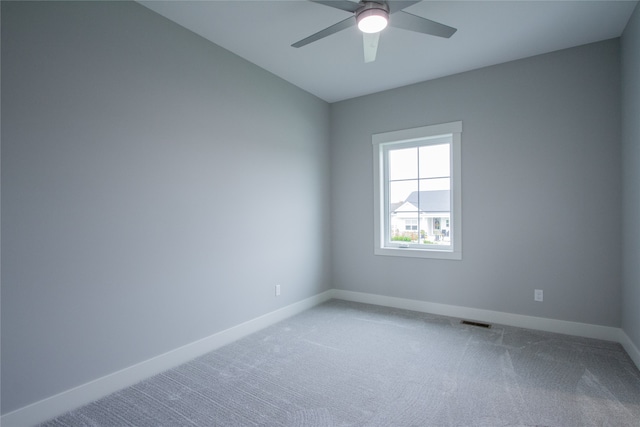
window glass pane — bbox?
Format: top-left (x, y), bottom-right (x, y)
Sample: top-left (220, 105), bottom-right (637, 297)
top-left (389, 147), bottom-right (418, 180)
top-left (390, 214), bottom-right (419, 243)
top-left (389, 180), bottom-right (417, 210)
top-left (419, 143), bottom-right (450, 179)
top-left (417, 216), bottom-right (451, 245)
top-left (418, 178), bottom-right (450, 192)
top-left (412, 186), bottom-right (451, 214)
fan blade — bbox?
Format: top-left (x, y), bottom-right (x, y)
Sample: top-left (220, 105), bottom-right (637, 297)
top-left (390, 11), bottom-right (456, 38)
top-left (310, 0), bottom-right (361, 13)
top-left (292, 16), bottom-right (357, 48)
top-left (387, 1), bottom-right (422, 14)
top-left (363, 32), bottom-right (380, 63)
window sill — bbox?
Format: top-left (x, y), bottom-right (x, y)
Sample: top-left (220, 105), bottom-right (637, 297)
top-left (374, 246), bottom-right (462, 260)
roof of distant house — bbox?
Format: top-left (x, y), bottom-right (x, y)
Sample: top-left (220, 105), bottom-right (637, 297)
top-left (389, 201), bottom-right (404, 213)
top-left (394, 190), bottom-right (450, 213)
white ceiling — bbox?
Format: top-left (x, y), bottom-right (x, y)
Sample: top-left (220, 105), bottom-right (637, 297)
top-left (139, 0), bottom-right (638, 103)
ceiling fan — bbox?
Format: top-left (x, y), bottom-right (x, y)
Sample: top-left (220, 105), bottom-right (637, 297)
top-left (291, 1), bottom-right (457, 63)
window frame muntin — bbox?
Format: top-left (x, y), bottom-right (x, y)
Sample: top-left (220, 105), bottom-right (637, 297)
top-left (373, 121), bottom-right (462, 260)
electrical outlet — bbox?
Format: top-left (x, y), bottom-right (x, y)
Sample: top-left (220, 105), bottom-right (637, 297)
top-left (534, 289), bottom-right (543, 302)
top-left (275, 285), bottom-right (281, 296)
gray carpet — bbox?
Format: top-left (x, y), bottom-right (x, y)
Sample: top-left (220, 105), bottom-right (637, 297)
top-left (41, 300), bottom-right (640, 426)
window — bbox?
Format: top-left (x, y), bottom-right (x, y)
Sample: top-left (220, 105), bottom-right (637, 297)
top-left (405, 219), bottom-right (418, 231)
top-left (373, 121), bottom-right (462, 260)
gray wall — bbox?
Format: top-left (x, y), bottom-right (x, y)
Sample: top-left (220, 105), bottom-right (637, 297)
top-left (1, 1), bottom-right (330, 414)
top-left (330, 39), bottom-right (622, 327)
top-left (622, 4), bottom-right (640, 351)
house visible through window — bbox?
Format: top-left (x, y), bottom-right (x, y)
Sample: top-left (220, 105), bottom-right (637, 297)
top-left (373, 121), bottom-right (462, 260)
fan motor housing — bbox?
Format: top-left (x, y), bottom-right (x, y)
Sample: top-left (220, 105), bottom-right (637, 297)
top-left (356, 1), bottom-right (390, 17)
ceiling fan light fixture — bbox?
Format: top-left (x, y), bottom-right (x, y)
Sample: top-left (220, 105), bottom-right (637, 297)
top-left (356, 4), bottom-right (389, 34)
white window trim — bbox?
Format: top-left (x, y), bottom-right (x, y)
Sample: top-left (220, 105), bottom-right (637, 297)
top-left (373, 121), bottom-right (462, 260)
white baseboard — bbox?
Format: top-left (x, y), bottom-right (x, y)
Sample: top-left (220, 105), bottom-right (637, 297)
top-left (1, 290), bottom-right (333, 427)
top-left (330, 289), bottom-right (622, 342)
top-left (619, 329), bottom-right (640, 369)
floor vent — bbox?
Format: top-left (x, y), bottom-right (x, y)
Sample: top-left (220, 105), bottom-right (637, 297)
top-left (461, 320), bottom-right (492, 329)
